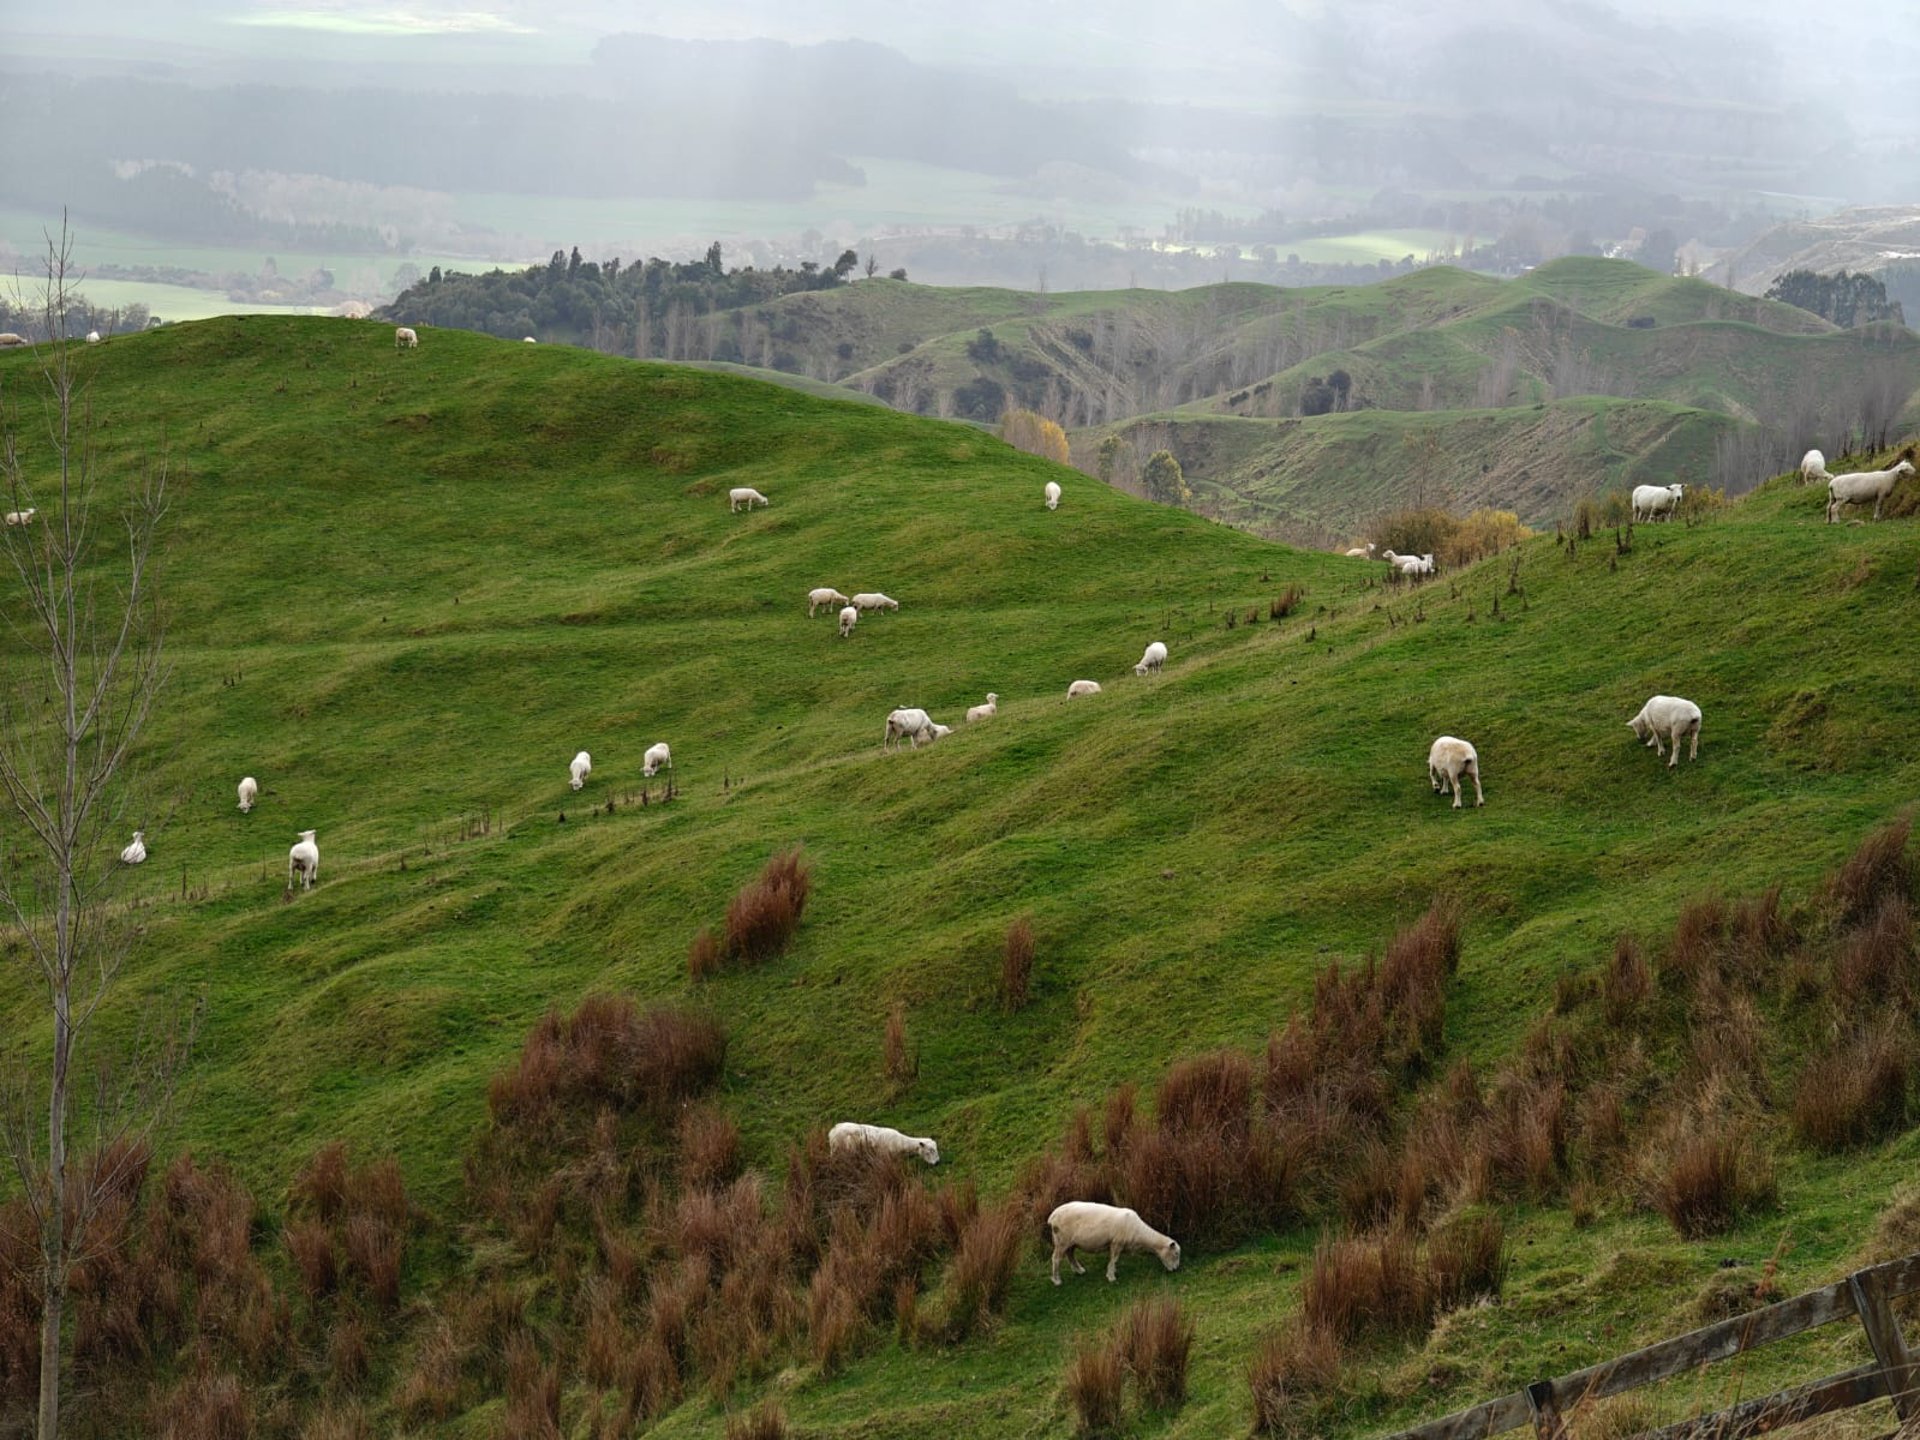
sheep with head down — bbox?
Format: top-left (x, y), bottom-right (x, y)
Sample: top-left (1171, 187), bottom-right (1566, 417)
top-left (1628, 695), bottom-right (1701, 768)
top-left (828, 1121), bottom-right (939, 1165)
top-left (1046, 1201), bottom-right (1180, 1285)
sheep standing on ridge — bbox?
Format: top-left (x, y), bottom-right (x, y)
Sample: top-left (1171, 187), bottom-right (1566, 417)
top-left (1046, 1201), bottom-right (1181, 1285)
top-left (642, 743), bottom-right (673, 778)
top-left (1628, 696), bottom-right (1702, 768)
top-left (1631, 483), bottom-right (1685, 522)
top-left (120, 831), bottom-right (147, 866)
top-left (883, 707), bottom-right (937, 751)
top-left (569, 751), bottom-right (592, 791)
top-left (237, 777), bottom-right (258, 814)
top-left (1066, 680), bottom-right (1101, 698)
top-left (1134, 641), bottom-right (1167, 676)
top-left (1045, 480), bottom-right (1062, 510)
top-left (1826, 460), bottom-right (1915, 523)
top-left (808, 587), bottom-right (851, 617)
top-left (966, 693), bottom-right (998, 722)
top-left (288, 830), bottom-right (319, 890)
top-left (394, 326), bottom-right (418, 350)
top-left (1427, 737), bottom-right (1484, 809)
top-left (828, 1122), bottom-right (939, 1165)
top-left (729, 487), bottom-right (770, 512)
top-left (1800, 449), bottom-right (1830, 484)
top-left (839, 605), bottom-right (859, 638)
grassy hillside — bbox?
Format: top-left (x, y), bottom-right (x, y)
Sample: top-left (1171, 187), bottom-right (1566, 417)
top-left (4, 321), bottom-right (1920, 1438)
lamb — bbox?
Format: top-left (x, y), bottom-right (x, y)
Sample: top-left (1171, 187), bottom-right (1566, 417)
top-left (1427, 736), bottom-right (1484, 809)
top-left (1799, 449), bottom-right (1830, 484)
top-left (1627, 695), bottom-right (1702, 768)
top-left (1066, 680), bottom-right (1102, 698)
top-left (1134, 641), bottom-right (1167, 676)
top-left (808, 587), bottom-right (851, 617)
top-left (851, 592), bottom-right (899, 612)
top-left (237, 777), bottom-right (258, 813)
top-left (1045, 480), bottom-right (1062, 510)
top-left (966, 693), bottom-right (999, 723)
top-left (288, 830), bottom-right (319, 890)
top-left (926, 723), bottom-right (953, 742)
top-left (729, 487), bottom-right (770, 512)
top-left (1826, 460), bottom-right (1915, 523)
top-left (883, 707), bottom-right (937, 751)
top-left (5, 509), bottom-right (35, 526)
top-left (85, 331), bottom-right (101, 344)
top-left (120, 831), bottom-right (147, 866)
top-left (1631, 483), bottom-right (1686, 522)
top-left (569, 751), bottom-right (592, 791)
top-left (827, 1122), bottom-right (939, 1165)
top-left (394, 326), bottom-right (418, 350)
top-left (1046, 1201), bottom-right (1181, 1285)
top-left (642, 742), bottom-right (673, 778)
top-left (839, 605), bottom-right (859, 638)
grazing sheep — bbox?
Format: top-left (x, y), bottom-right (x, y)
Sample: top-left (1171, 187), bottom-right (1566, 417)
top-left (85, 330), bottom-right (101, 345)
top-left (1066, 680), bottom-right (1102, 698)
top-left (120, 831), bottom-right (147, 866)
top-left (394, 326), bottom-right (419, 350)
top-left (1343, 543), bottom-right (1376, 558)
top-left (5, 509), bottom-right (35, 527)
top-left (1628, 695), bottom-right (1702, 768)
top-left (1631, 483), bottom-right (1686, 522)
top-left (926, 723), bottom-right (953, 741)
top-left (642, 742), bottom-right (673, 778)
top-left (966, 693), bottom-right (999, 723)
top-left (1134, 641), bottom-right (1167, 676)
top-left (828, 1122), bottom-right (939, 1165)
top-left (523, 336), bottom-right (537, 344)
top-left (0, 334), bottom-right (28, 348)
top-left (839, 605), bottom-right (859, 638)
top-left (729, 487), bottom-right (770, 512)
top-left (883, 707), bottom-right (937, 752)
top-left (1381, 550), bottom-right (1435, 577)
top-left (569, 751), bottom-right (592, 791)
top-left (1826, 460), bottom-right (1915, 523)
top-left (1800, 449), bottom-right (1830, 484)
top-left (1427, 736), bottom-right (1484, 809)
top-left (808, 587), bottom-right (851, 617)
top-left (851, 592), bottom-right (899, 612)
top-left (1045, 480), bottom-right (1062, 510)
top-left (288, 830), bottom-right (319, 890)
top-left (237, 777), bottom-right (258, 813)
top-left (1046, 1201), bottom-right (1180, 1285)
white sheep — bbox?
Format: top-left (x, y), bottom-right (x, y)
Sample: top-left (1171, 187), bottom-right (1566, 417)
top-left (0, 334), bottom-right (28, 348)
top-left (883, 707), bottom-right (937, 751)
top-left (288, 830), bottom-right (319, 890)
top-left (1066, 680), bottom-right (1102, 698)
top-left (85, 330), bottom-right (101, 345)
top-left (1343, 543), bottom-right (1376, 558)
top-left (1046, 1201), bottom-right (1181, 1285)
top-left (1627, 695), bottom-right (1702, 768)
top-left (1799, 449), bottom-right (1830, 484)
top-left (839, 605), bottom-right (859, 638)
top-left (966, 693), bottom-right (999, 723)
top-left (1427, 736), bottom-right (1484, 809)
top-left (1134, 641), bottom-right (1167, 676)
top-left (828, 1122), bottom-right (939, 1165)
top-left (1381, 550), bottom-right (1435, 577)
top-left (851, 592), bottom-right (899, 612)
top-left (5, 509), bottom-right (35, 526)
top-left (729, 487), bottom-right (770, 511)
top-left (927, 723), bottom-right (953, 742)
top-left (394, 326), bottom-right (418, 350)
top-left (569, 751), bottom-right (592, 791)
top-left (120, 831), bottom-right (147, 866)
top-left (523, 336), bottom-right (537, 344)
top-left (1631, 483), bottom-right (1686, 522)
top-left (808, 587), bottom-right (851, 617)
top-left (642, 742), bottom-right (673, 778)
top-left (1045, 480), bottom-right (1062, 510)
top-left (1826, 460), bottom-right (1915, 523)
top-left (237, 776), bottom-right (258, 813)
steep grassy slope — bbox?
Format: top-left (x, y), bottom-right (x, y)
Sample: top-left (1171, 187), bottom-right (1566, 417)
top-left (4, 323), bottom-right (1920, 1437)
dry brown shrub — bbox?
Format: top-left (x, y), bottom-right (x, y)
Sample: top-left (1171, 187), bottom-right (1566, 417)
top-left (941, 1199), bottom-right (1025, 1339)
top-left (1002, 916), bottom-right (1035, 1010)
top-left (298, 1402), bottom-right (374, 1440)
top-left (1248, 1323), bottom-right (1343, 1438)
top-left (724, 847), bottom-right (812, 964)
top-left (1271, 584), bottom-right (1304, 620)
top-left (883, 1002), bottom-right (917, 1090)
top-left (292, 1142), bottom-right (350, 1224)
top-left (1687, 992), bottom-right (1769, 1104)
top-left (1019, 1150), bottom-right (1113, 1242)
top-left (1826, 818), bottom-right (1913, 926)
top-left (326, 1311), bottom-right (371, 1390)
top-left (283, 1218), bottom-right (337, 1303)
top-left (1065, 1338), bottom-right (1126, 1437)
top-left (1644, 1123), bottom-right (1776, 1238)
top-left (345, 1156), bottom-right (408, 1231)
top-left (1665, 893), bottom-right (1730, 992)
top-left (1301, 1227), bottom-right (1431, 1341)
top-left (725, 1401), bottom-right (792, 1440)
top-left (394, 1322), bottom-right (463, 1423)
top-left (498, 1328), bottom-right (561, 1440)
top-left (1103, 1084), bottom-right (1137, 1156)
top-left (1602, 936), bottom-right (1651, 1024)
top-left (894, 1277), bottom-right (919, 1345)
top-left (1427, 1210), bottom-right (1508, 1311)
top-left (487, 996), bottom-right (727, 1129)
top-left (342, 1213), bottom-right (402, 1310)
top-left (1792, 1023), bottom-right (1914, 1150)
top-left (677, 1105), bottom-right (743, 1191)
top-left (688, 925), bottom-right (723, 981)
top-left (1116, 1296), bottom-right (1193, 1410)
top-left (621, 1331), bottom-right (680, 1420)
top-left (582, 1282), bottom-right (627, 1390)
top-left (155, 1367), bottom-right (253, 1440)
top-left (1731, 883), bottom-right (1795, 965)
top-left (1157, 1050), bottom-right (1254, 1139)
top-left (1833, 893), bottom-right (1917, 1011)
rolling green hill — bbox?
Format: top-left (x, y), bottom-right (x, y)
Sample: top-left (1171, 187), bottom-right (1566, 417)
top-left (4, 319), bottom-right (1920, 1439)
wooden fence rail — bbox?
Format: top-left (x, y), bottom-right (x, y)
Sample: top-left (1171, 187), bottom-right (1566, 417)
top-left (1378, 1253), bottom-right (1920, 1440)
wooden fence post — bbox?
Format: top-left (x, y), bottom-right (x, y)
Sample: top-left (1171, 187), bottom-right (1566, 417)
top-left (1848, 1267), bottom-right (1919, 1423)
top-left (1525, 1379), bottom-right (1565, 1440)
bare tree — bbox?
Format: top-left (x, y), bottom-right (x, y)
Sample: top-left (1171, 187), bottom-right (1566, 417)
top-left (0, 222), bottom-right (178, 1440)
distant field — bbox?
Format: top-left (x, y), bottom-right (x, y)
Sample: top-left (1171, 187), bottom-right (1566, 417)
top-left (1160, 228), bottom-right (1460, 265)
top-left (24, 277), bottom-right (326, 323)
